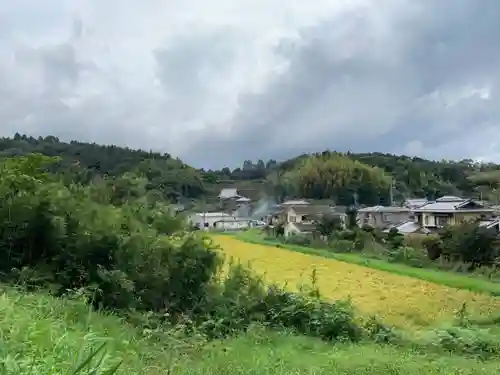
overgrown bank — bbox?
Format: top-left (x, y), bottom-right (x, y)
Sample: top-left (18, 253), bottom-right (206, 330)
top-left (2, 286), bottom-right (500, 374)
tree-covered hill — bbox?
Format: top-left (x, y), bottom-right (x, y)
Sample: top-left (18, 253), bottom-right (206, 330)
top-left (3, 134), bottom-right (500, 205)
top-left (0, 134), bottom-right (206, 201)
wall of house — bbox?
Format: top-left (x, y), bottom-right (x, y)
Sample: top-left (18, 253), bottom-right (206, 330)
top-left (287, 208), bottom-right (310, 224)
top-left (215, 220), bottom-right (250, 230)
top-left (359, 211), bottom-right (410, 228)
top-left (452, 212), bottom-right (488, 225)
top-left (419, 211), bottom-right (489, 228)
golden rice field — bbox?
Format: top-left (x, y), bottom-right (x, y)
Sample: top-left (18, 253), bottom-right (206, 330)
top-left (212, 235), bottom-right (500, 329)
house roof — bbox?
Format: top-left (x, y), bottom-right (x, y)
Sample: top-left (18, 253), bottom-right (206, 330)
top-left (193, 212), bottom-right (231, 217)
top-left (478, 219), bottom-right (500, 229)
top-left (280, 199), bottom-right (310, 206)
top-left (435, 196), bottom-right (464, 202)
top-left (413, 198), bottom-right (494, 213)
top-left (404, 198), bottom-right (428, 208)
top-left (383, 220), bottom-right (430, 234)
top-left (357, 205), bottom-right (410, 213)
top-left (288, 205), bottom-right (334, 215)
top-left (218, 188), bottom-right (239, 199)
top-left (215, 217), bottom-right (250, 223)
top-left (236, 196), bottom-right (251, 203)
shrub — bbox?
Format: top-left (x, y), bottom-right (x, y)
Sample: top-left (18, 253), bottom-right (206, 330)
top-left (424, 326), bottom-right (500, 359)
top-left (439, 223), bottom-right (498, 266)
top-left (285, 234), bottom-right (312, 246)
top-left (201, 264), bottom-right (362, 341)
top-left (422, 235), bottom-right (443, 260)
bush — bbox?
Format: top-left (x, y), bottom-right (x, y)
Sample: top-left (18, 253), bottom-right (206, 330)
top-left (422, 235), bottom-right (443, 260)
top-left (423, 326), bottom-right (500, 359)
top-left (285, 234), bottom-right (312, 246)
top-left (201, 264), bottom-right (362, 341)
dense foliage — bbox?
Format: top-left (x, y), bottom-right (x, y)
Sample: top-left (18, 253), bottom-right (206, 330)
top-left (4, 134), bottom-right (500, 205)
top-left (0, 153), bottom-right (362, 342)
top-left (282, 153), bottom-right (391, 205)
top-left (0, 134), bottom-right (206, 201)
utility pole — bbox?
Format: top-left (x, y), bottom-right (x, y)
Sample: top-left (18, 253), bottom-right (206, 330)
top-left (389, 178), bottom-right (395, 206)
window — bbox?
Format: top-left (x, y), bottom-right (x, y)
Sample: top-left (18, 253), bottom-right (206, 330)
top-left (289, 215), bottom-right (296, 223)
top-left (424, 216), bottom-right (429, 226)
top-left (204, 222), bottom-right (209, 228)
top-left (382, 214), bottom-right (392, 222)
top-left (436, 216), bottom-right (448, 227)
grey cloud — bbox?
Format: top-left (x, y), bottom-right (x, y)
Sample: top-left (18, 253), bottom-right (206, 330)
top-left (184, 0), bottom-right (500, 168)
top-left (1, 0), bottom-right (500, 169)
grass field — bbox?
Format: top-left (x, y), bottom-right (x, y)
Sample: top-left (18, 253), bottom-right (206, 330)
top-left (232, 230), bottom-right (500, 296)
top-left (212, 234), bottom-right (500, 329)
top-left (2, 286), bottom-right (500, 374)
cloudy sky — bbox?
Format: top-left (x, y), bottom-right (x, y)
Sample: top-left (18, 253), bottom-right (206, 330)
top-left (1, 0), bottom-right (500, 168)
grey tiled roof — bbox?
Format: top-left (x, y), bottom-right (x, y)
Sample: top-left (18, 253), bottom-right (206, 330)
top-left (414, 198), bottom-right (494, 212)
top-left (219, 188), bottom-right (239, 199)
top-left (383, 220), bottom-right (430, 234)
top-left (358, 205), bottom-right (410, 213)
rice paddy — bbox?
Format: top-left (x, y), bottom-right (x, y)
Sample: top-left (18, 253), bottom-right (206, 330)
top-left (212, 235), bottom-right (500, 329)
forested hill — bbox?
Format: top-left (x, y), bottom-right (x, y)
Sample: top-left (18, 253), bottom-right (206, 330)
top-left (0, 134), bottom-right (206, 201)
top-left (2, 134), bottom-right (500, 205)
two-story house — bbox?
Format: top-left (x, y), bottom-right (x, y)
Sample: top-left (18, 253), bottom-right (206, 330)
top-left (357, 206), bottom-right (412, 229)
top-left (412, 196), bottom-right (495, 230)
top-left (283, 204), bottom-right (346, 237)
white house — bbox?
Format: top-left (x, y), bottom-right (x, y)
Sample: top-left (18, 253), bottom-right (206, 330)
top-left (188, 212), bottom-right (232, 230)
top-left (284, 222), bottom-right (317, 237)
top-left (214, 218), bottom-right (251, 231)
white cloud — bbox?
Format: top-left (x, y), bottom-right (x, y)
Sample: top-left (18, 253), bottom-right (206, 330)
top-left (1, 0), bottom-right (500, 168)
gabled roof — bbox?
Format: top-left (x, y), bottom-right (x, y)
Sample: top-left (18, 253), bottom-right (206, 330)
top-left (219, 188), bottom-right (239, 199)
top-left (404, 198), bottom-right (428, 208)
top-left (435, 196), bottom-right (464, 202)
top-left (357, 205), bottom-right (410, 213)
top-left (413, 198), bottom-right (493, 213)
top-left (236, 196), bottom-right (251, 203)
top-left (193, 212), bottom-right (231, 217)
top-left (287, 205), bottom-right (334, 216)
top-left (478, 219), bottom-right (500, 229)
top-left (280, 199), bottom-right (310, 206)
top-left (383, 220), bottom-right (430, 234)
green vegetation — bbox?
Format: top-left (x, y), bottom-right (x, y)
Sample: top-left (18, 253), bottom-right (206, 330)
top-left (233, 230), bottom-right (500, 296)
top-left (2, 136), bottom-right (500, 373)
top-left (5, 134), bottom-right (500, 206)
top-left (2, 287), bottom-right (500, 374)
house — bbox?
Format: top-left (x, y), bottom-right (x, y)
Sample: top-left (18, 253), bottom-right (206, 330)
top-left (214, 217), bottom-right (251, 231)
top-left (382, 220), bottom-right (430, 235)
top-left (412, 196), bottom-right (495, 230)
top-left (284, 222), bottom-right (317, 237)
top-left (218, 188), bottom-right (239, 200)
top-left (357, 206), bottom-right (411, 229)
top-left (188, 212), bottom-right (232, 229)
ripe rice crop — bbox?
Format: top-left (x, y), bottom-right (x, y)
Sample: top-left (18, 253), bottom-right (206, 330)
top-left (212, 235), bottom-right (500, 329)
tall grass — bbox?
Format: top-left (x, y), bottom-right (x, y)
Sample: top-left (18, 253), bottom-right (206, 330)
top-left (2, 287), bottom-right (500, 375)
